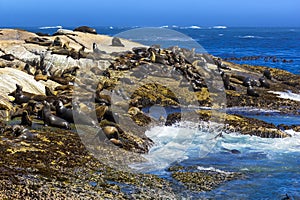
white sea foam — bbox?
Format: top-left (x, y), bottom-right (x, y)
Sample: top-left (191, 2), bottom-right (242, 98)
top-left (130, 121), bottom-right (222, 172)
top-left (219, 130), bottom-right (300, 154)
top-left (160, 25), bottom-right (169, 28)
top-left (189, 25), bottom-right (201, 29)
top-left (197, 166), bottom-right (233, 174)
top-left (269, 91), bottom-right (300, 102)
top-left (238, 35), bottom-right (263, 39)
top-left (180, 25), bottom-right (201, 29)
top-left (225, 106), bottom-right (280, 114)
top-left (212, 26), bottom-right (227, 29)
top-left (39, 25), bottom-right (62, 29)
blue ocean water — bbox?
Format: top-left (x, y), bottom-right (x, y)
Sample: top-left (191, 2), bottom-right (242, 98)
top-left (10, 26), bottom-right (300, 199)
top-left (18, 26), bottom-right (300, 74)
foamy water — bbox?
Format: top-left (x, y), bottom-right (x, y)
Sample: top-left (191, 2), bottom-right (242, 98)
top-left (133, 123), bottom-right (300, 198)
top-left (130, 121), bottom-right (223, 172)
top-left (269, 90), bottom-right (300, 102)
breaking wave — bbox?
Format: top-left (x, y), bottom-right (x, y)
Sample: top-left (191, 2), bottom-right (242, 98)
top-left (39, 25), bottom-right (62, 30)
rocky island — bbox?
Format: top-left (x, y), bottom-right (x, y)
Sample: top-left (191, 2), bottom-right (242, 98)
top-left (0, 27), bottom-right (299, 199)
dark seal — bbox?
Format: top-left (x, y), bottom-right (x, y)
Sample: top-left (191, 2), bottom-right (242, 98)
top-left (247, 86), bottom-right (259, 97)
top-left (73, 26), bottom-right (97, 34)
top-left (56, 100), bottom-right (98, 126)
top-left (55, 100), bottom-right (74, 123)
top-left (263, 69), bottom-right (272, 80)
top-left (43, 101), bottom-right (70, 129)
top-left (12, 84), bottom-right (31, 104)
top-left (259, 77), bottom-right (270, 88)
top-left (21, 110), bottom-right (32, 127)
top-left (111, 37), bottom-right (125, 47)
top-left (0, 54), bottom-right (14, 61)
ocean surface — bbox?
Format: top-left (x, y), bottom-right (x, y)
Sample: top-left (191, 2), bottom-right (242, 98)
top-left (10, 26), bottom-right (300, 199)
top-left (18, 25), bottom-right (300, 75)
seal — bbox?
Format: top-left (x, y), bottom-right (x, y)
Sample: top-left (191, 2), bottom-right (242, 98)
top-left (11, 124), bottom-right (35, 140)
top-left (263, 69), bottom-right (272, 80)
top-left (55, 100), bottom-right (74, 123)
top-left (57, 100), bottom-right (98, 126)
top-left (111, 37), bottom-right (125, 47)
top-left (25, 37), bottom-right (52, 46)
top-left (34, 69), bottom-right (48, 81)
top-left (52, 37), bottom-right (62, 47)
top-left (73, 26), bottom-right (97, 34)
top-left (102, 126), bottom-right (119, 140)
top-left (0, 54), bottom-right (14, 61)
top-left (43, 101), bottom-right (70, 129)
top-left (222, 73), bottom-right (236, 90)
top-left (247, 86), bottom-right (259, 97)
top-left (243, 77), bottom-right (258, 87)
top-left (24, 63), bottom-right (35, 75)
top-left (259, 77), bottom-right (270, 88)
top-left (12, 84), bottom-right (31, 104)
top-left (21, 110), bottom-right (32, 127)
top-left (93, 43), bottom-right (106, 54)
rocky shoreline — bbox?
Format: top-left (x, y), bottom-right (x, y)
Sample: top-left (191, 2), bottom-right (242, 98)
top-left (1, 27), bottom-right (300, 198)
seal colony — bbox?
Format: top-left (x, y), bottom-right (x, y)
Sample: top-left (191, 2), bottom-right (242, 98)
top-left (0, 27), bottom-right (300, 198)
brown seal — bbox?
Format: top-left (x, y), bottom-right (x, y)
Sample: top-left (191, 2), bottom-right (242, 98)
top-left (42, 101), bottom-right (70, 129)
top-left (102, 126), bottom-right (119, 140)
top-left (21, 110), bottom-right (32, 127)
top-left (12, 84), bottom-right (31, 104)
top-left (73, 26), bottom-right (97, 34)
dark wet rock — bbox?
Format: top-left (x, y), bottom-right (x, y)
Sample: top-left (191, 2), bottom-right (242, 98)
top-left (170, 166), bottom-right (244, 192)
top-left (73, 26), bottom-right (97, 34)
top-left (0, 125), bottom-right (172, 199)
top-left (165, 112), bottom-right (181, 126)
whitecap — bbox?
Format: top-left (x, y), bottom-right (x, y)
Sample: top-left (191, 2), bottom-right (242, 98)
top-left (180, 25), bottom-right (201, 29)
top-left (197, 166), bottom-right (233, 174)
top-left (160, 25), bottom-right (169, 28)
top-left (238, 35), bottom-right (263, 39)
top-left (130, 121), bottom-right (222, 172)
top-left (219, 130), bottom-right (300, 154)
top-left (213, 26), bottom-right (227, 29)
top-left (189, 25), bottom-right (201, 29)
top-left (39, 25), bottom-right (62, 29)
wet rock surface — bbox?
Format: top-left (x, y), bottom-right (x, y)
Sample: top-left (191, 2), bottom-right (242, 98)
top-left (168, 166), bottom-right (244, 192)
top-left (0, 28), bottom-right (300, 198)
